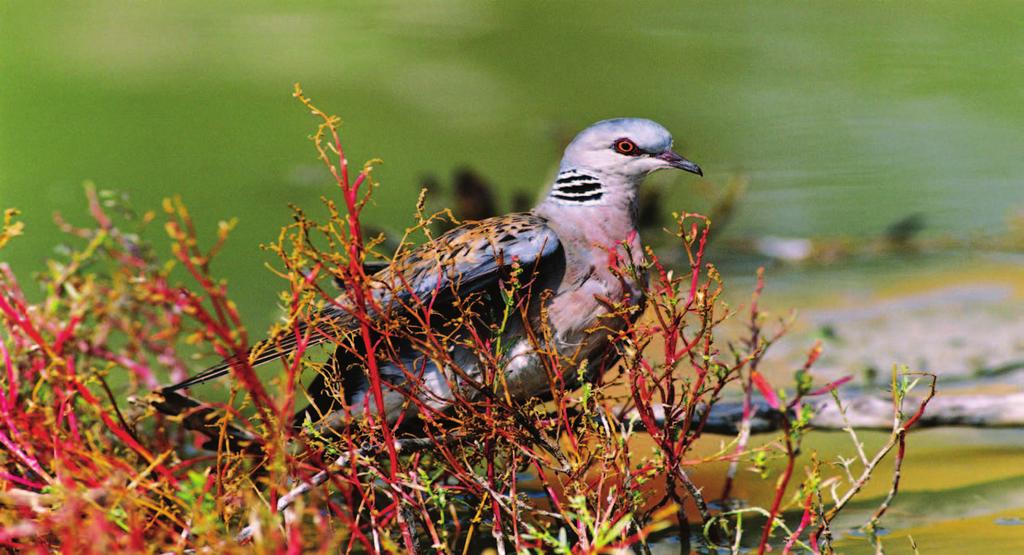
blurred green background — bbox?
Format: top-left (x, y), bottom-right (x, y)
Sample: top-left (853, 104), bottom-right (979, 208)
top-left (3, 2), bottom-right (1024, 551)
top-left (3, 1), bottom-right (1022, 331)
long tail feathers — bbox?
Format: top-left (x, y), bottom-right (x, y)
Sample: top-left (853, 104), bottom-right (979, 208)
top-left (161, 308), bottom-right (353, 394)
top-left (152, 308), bottom-right (357, 452)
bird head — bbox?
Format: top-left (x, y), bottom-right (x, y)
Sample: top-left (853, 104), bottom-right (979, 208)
top-left (544, 118), bottom-right (701, 208)
top-left (561, 118), bottom-right (701, 178)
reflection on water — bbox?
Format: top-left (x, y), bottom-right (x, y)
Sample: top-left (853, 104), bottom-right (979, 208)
top-left (635, 428), bottom-right (1024, 553)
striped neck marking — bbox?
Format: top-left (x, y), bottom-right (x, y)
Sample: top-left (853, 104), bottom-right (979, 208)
top-left (552, 171), bottom-right (604, 203)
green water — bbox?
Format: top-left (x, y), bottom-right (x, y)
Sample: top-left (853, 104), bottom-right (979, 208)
top-left (2, 3), bottom-right (1023, 551)
top-left (3, 1), bottom-right (1023, 329)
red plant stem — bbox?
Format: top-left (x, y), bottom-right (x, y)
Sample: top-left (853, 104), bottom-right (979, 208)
top-left (91, 348), bottom-right (159, 389)
top-left (0, 294), bottom-right (50, 356)
top-left (684, 221), bottom-right (708, 307)
top-left (722, 267), bottom-right (765, 500)
top-left (279, 263), bottom-right (320, 426)
top-left (169, 236), bottom-right (273, 418)
top-left (783, 493), bottom-right (814, 554)
top-left (754, 340), bottom-right (824, 553)
top-left (0, 430), bottom-right (51, 484)
top-left (318, 116), bottom-right (415, 551)
top-left (69, 374), bottom-right (177, 484)
top-left (0, 344), bottom-right (54, 484)
top-left (903, 376), bottom-right (937, 430)
top-left (0, 469), bottom-right (46, 489)
top-left (52, 315), bottom-right (79, 354)
top-left (85, 184), bottom-right (112, 230)
top-left (0, 340), bottom-right (15, 406)
top-left (867, 375), bottom-right (936, 528)
top-left (758, 420), bottom-right (796, 555)
top-left (486, 438), bottom-right (507, 550)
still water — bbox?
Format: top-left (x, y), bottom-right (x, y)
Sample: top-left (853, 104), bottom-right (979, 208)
top-left (2, 2), bottom-right (1022, 552)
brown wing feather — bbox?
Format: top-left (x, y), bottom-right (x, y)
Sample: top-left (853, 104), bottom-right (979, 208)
top-left (159, 213), bottom-right (561, 396)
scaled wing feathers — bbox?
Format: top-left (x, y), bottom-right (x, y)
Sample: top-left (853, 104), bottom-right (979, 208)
top-left (161, 213), bottom-right (561, 394)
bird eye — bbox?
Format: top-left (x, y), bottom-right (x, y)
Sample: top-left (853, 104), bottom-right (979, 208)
top-left (614, 138), bottom-right (639, 156)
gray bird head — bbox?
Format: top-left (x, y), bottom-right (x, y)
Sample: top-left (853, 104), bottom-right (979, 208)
top-left (542, 118), bottom-right (701, 209)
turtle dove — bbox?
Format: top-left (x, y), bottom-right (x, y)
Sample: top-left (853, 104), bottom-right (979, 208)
top-left (155, 118), bottom-right (702, 437)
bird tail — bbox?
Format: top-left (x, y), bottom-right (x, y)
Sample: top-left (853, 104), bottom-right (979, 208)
top-left (160, 306), bottom-right (357, 393)
top-left (163, 326), bottom-right (308, 393)
top-left (150, 388), bottom-right (263, 452)
top-left (151, 307), bottom-right (360, 451)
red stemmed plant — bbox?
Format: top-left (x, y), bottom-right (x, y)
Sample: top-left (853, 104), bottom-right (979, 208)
top-left (0, 88), bottom-right (932, 554)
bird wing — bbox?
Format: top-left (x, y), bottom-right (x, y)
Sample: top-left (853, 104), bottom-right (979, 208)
top-left (160, 213), bottom-right (562, 394)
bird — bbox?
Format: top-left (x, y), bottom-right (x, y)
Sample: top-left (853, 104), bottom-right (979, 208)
top-left (154, 118), bottom-right (702, 442)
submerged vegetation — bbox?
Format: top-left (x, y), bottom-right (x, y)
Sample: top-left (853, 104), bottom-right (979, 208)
top-left (0, 89), bottom-right (934, 553)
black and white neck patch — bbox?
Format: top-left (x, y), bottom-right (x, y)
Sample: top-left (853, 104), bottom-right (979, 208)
top-left (551, 170), bottom-right (604, 204)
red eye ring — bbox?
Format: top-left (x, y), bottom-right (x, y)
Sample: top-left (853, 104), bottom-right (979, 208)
top-left (614, 138), bottom-right (638, 155)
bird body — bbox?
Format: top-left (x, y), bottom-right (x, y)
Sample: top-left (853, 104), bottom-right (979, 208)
top-left (156, 118), bottom-right (702, 436)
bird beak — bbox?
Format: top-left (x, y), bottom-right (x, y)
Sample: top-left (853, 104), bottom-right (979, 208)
top-left (657, 150), bottom-right (703, 176)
